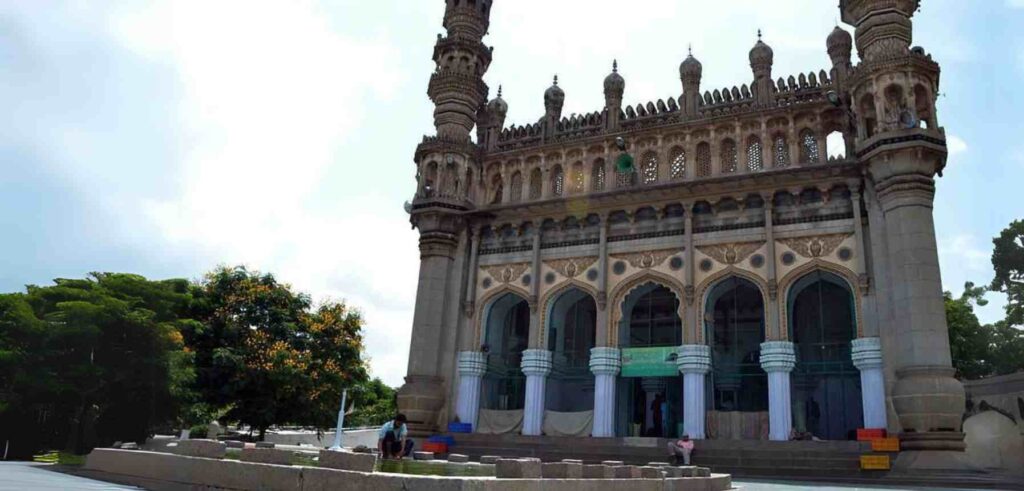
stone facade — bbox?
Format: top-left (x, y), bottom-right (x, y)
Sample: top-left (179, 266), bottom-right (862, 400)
top-left (399, 0), bottom-right (965, 471)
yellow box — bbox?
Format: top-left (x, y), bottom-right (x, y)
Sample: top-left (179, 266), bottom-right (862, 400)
top-left (860, 455), bottom-right (891, 470)
top-left (871, 437), bottom-right (900, 452)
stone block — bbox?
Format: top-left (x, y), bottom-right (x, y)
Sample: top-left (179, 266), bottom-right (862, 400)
top-left (676, 466), bottom-right (698, 477)
top-left (696, 466), bottom-right (711, 477)
top-left (413, 451), bottom-right (434, 461)
top-left (448, 453), bottom-right (469, 463)
top-left (582, 464), bottom-right (614, 479)
top-left (480, 455), bottom-right (501, 464)
top-left (255, 442), bottom-right (276, 449)
top-left (612, 465), bottom-right (641, 478)
top-left (640, 466), bottom-right (665, 479)
top-left (174, 439), bottom-right (226, 459)
top-left (646, 461), bottom-right (670, 467)
top-left (225, 440), bottom-right (245, 449)
top-left (663, 467), bottom-right (683, 478)
top-left (318, 449), bottom-right (377, 473)
top-left (495, 458), bottom-right (542, 479)
top-left (561, 459), bottom-right (583, 464)
top-left (708, 473), bottom-right (732, 491)
top-left (240, 447), bottom-right (293, 466)
top-left (541, 462), bottom-right (582, 479)
top-left (601, 460), bottom-right (624, 466)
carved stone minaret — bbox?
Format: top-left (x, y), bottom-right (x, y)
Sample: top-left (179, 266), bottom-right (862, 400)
top-left (604, 61), bottom-right (625, 131)
top-left (542, 75), bottom-right (564, 139)
top-left (399, 0), bottom-right (495, 436)
top-left (749, 31), bottom-right (774, 107)
top-left (841, 0), bottom-right (967, 471)
top-left (679, 49), bottom-right (702, 118)
top-left (827, 26), bottom-right (854, 87)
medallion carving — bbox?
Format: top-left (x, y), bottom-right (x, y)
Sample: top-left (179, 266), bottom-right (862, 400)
top-left (543, 256), bottom-right (599, 279)
top-left (697, 242), bottom-right (763, 265)
top-left (778, 234), bottom-right (851, 259)
top-left (481, 263), bottom-right (531, 284)
top-left (610, 249), bottom-right (681, 269)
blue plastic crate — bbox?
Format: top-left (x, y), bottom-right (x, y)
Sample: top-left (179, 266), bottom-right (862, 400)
top-left (428, 435), bottom-right (455, 446)
top-left (447, 422), bottom-right (472, 433)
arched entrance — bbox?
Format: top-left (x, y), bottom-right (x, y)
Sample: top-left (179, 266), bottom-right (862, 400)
top-left (481, 293), bottom-right (530, 411)
top-left (706, 276), bottom-right (768, 439)
top-left (788, 271), bottom-right (862, 440)
top-left (615, 283), bottom-right (683, 438)
top-left (545, 288), bottom-right (596, 413)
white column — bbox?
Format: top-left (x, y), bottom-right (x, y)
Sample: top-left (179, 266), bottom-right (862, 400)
top-left (852, 337), bottom-right (887, 430)
top-left (641, 378), bottom-right (668, 430)
top-left (521, 349), bottom-right (552, 436)
top-left (677, 345), bottom-right (712, 439)
top-left (455, 351), bottom-right (488, 430)
top-left (590, 347), bottom-right (621, 438)
top-left (760, 341), bottom-right (796, 441)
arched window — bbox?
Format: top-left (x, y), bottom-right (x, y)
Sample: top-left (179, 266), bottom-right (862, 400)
top-left (423, 161), bottom-right (439, 197)
top-left (721, 139), bottom-right (738, 173)
top-left (747, 136), bottom-right (763, 172)
top-left (592, 159), bottom-right (606, 192)
top-left (509, 171), bottom-right (523, 203)
top-left (706, 277), bottom-right (767, 418)
top-left (773, 135), bottom-right (790, 168)
top-left (490, 174), bottom-right (503, 205)
top-left (826, 131), bottom-right (845, 160)
top-left (641, 151), bottom-right (659, 184)
top-left (443, 163), bottom-right (458, 197)
top-left (914, 84), bottom-right (933, 129)
top-left (528, 168), bottom-right (542, 200)
top-left (546, 289), bottom-right (597, 413)
top-left (616, 169), bottom-right (635, 188)
top-left (800, 129), bottom-right (820, 164)
top-left (860, 94), bottom-right (877, 139)
top-left (670, 147), bottom-right (686, 180)
top-left (570, 162), bottom-right (585, 194)
top-left (551, 165), bottom-right (565, 197)
top-left (481, 293), bottom-right (530, 411)
top-left (696, 142), bottom-right (711, 178)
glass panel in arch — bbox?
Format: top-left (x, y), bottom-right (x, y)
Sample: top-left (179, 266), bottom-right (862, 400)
top-left (706, 277), bottom-right (767, 418)
top-left (481, 293), bottom-right (530, 411)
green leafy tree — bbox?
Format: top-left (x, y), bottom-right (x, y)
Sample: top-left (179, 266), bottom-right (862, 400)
top-left (347, 378), bottom-right (397, 428)
top-left (991, 220), bottom-right (1024, 327)
top-left (988, 320), bottom-right (1024, 376)
top-left (945, 282), bottom-right (992, 380)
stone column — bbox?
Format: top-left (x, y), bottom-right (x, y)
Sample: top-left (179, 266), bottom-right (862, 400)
top-left (849, 181), bottom-right (869, 286)
top-left (852, 337), bottom-right (887, 430)
top-left (595, 215), bottom-right (610, 346)
top-left (464, 227), bottom-right (481, 317)
top-left (455, 351), bottom-right (488, 430)
top-left (528, 223), bottom-right (543, 348)
top-left (641, 378), bottom-right (668, 430)
top-left (521, 349), bottom-right (552, 436)
top-left (760, 341), bottom-right (796, 441)
top-left (677, 345), bottom-right (711, 439)
top-left (590, 347), bottom-right (621, 438)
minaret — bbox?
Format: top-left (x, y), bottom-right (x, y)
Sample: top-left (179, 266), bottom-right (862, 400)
top-left (749, 31), bottom-right (774, 107)
top-left (478, 86), bottom-right (507, 151)
top-left (542, 75), bottom-right (564, 139)
top-left (827, 25), bottom-right (853, 87)
top-left (841, 0), bottom-right (967, 471)
top-left (603, 61), bottom-right (625, 131)
top-left (679, 48), bottom-right (702, 118)
top-left (399, 0), bottom-right (494, 436)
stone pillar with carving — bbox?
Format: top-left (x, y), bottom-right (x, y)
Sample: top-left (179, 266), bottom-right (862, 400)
top-left (521, 349), bottom-right (553, 436)
top-left (590, 347), bottom-right (621, 437)
top-left (760, 341), bottom-right (795, 441)
top-left (455, 351), bottom-right (488, 430)
top-left (677, 344), bottom-right (711, 439)
top-left (852, 337), bottom-right (887, 430)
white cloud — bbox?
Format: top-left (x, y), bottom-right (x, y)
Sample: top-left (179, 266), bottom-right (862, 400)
top-left (947, 135), bottom-right (968, 157)
top-left (1008, 0), bottom-right (1024, 8)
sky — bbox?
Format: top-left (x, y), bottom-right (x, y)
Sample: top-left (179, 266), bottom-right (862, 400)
top-left (1, 1), bottom-right (1022, 388)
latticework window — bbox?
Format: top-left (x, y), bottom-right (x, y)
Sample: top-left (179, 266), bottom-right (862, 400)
top-left (616, 169), bottom-right (634, 188)
top-left (696, 143), bottom-right (711, 177)
top-left (592, 159), bottom-right (606, 191)
top-left (747, 137), bottom-right (763, 172)
top-left (571, 162), bottom-right (585, 194)
top-left (773, 136), bottom-right (789, 168)
top-left (641, 152), bottom-right (658, 184)
top-left (551, 166), bottom-right (565, 197)
top-left (669, 148), bottom-right (686, 180)
top-left (721, 139), bottom-right (738, 173)
top-left (800, 130), bottom-right (820, 164)
top-left (509, 172), bottom-right (523, 202)
top-left (529, 168), bottom-right (542, 200)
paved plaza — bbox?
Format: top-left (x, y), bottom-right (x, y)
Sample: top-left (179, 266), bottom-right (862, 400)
top-left (0, 463), bottom-right (139, 491)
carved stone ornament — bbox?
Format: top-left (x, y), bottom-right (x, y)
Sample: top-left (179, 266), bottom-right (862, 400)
top-left (481, 263), bottom-right (531, 284)
top-left (610, 249), bottom-right (681, 269)
top-left (778, 234), bottom-right (852, 259)
top-left (697, 242), bottom-right (763, 265)
top-left (543, 256), bottom-right (598, 279)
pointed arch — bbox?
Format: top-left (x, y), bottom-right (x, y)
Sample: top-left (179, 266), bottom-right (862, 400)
top-left (474, 285), bottom-right (532, 348)
top-left (539, 280), bottom-right (600, 347)
top-left (696, 267), bottom-right (770, 344)
top-left (778, 260), bottom-right (862, 340)
top-left (608, 270), bottom-right (687, 347)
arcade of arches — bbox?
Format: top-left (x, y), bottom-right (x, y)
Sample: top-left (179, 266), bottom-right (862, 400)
top-left (456, 272), bottom-right (886, 441)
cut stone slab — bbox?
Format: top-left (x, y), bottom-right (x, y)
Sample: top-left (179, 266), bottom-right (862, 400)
top-left (582, 464), bottom-right (614, 479)
top-left (225, 440), bottom-right (245, 449)
top-left (318, 449), bottom-right (376, 473)
top-left (412, 451), bottom-right (434, 461)
top-left (640, 466), bottom-right (665, 479)
top-left (174, 439), bottom-right (226, 459)
top-left (495, 458), bottom-right (542, 479)
top-left (601, 460), bottom-right (624, 466)
top-left (612, 465), bottom-right (641, 479)
top-left (480, 455), bottom-right (501, 464)
top-left (561, 459), bottom-right (583, 464)
top-left (119, 443), bottom-right (139, 450)
top-left (646, 461), bottom-right (671, 467)
top-left (664, 467), bottom-right (684, 478)
top-left (255, 442), bottom-right (276, 449)
top-left (696, 466), bottom-right (711, 477)
top-left (240, 447), bottom-right (293, 466)
top-left (447, 454), bottom-right (469, 463)
top-left (541, 462), bottom-right (582, 479)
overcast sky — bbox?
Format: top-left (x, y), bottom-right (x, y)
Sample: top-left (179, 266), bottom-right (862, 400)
top-left (2, 1), bottom-right (1023, 387)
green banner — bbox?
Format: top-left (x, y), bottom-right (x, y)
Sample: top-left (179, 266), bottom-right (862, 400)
top-left (620, 347), bottom-right (678, 377)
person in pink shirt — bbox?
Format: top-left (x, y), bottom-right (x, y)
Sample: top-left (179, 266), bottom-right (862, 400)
top-left (667, 434), bottom-right (695, 465)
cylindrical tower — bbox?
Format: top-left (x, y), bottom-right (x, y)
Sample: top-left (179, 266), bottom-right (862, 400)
top-left (604, 61), bottom-right (624, 130)
top-left (749, 32), bottom-right (774, 107)
top-left (679, 50), bottom-right (702, 118)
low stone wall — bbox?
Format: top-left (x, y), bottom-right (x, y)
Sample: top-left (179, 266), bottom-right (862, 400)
top-left (84, 449), bottom-right (732, 491)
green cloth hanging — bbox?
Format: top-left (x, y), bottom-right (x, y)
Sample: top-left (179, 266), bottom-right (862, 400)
top-left (615, 153), bottom-right (635, 173)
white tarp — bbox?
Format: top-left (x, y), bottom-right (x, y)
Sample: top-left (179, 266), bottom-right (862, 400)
top-left (542, 410), bottom-right (593, 437)
top-left (476, 409), bottom-right (523, 434)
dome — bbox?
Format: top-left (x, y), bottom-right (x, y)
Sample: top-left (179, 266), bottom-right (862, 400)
top-left (749, 38), bottom-right (774, 67)
top-left (827, 26), bottom-right (853, 54)
top-left (679, 53), bottom-right (703, 80)
top-left (544, 75), bottom-right (565, 110)
top-left (487, 86), bottom-right (508, 117)
top-left (604, 60), bottom-right (625, 96)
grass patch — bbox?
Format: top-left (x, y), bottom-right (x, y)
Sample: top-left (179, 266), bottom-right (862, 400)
top-left (32, 452), bottom-right (86, 466)
top-left (292, 454), bottom-right (318, 467)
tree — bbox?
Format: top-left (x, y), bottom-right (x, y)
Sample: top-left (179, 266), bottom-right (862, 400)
top-left (945, 283), bottom-right (992, 380)
top-left (347, 378), bottom-right (397, 428)
top-left (184, 266), bottom-right (369, 439)
top-left (991, 220), bottom-right (1024, 327)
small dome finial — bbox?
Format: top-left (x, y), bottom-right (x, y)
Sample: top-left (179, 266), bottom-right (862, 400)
top-left (498, 85), bottom-right (502, 97)
top-left (613, 59), bottom-right (618, 73)
top-left (758, 29), bottom-right (762, 40)
top-left (688, 43), bottom-right (692, 56)
top-left (553, 75), bottom-right (559, 86)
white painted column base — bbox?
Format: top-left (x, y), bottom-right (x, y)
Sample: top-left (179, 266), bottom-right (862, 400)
top-left (761, 341), bottom-right (796, 442)
top-left (590, 347), bottom-right (621, 438)
top-left (677, 345), bottom-right (712, 440)
top-left (521, 349), bottom-right (552, 436)
top-left (455, 351), bottom-right (488, 430)
top-left (852, 337), bottom-right (888, 430)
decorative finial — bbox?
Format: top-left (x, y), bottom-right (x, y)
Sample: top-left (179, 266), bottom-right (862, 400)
top-left (553, 75), bottom-right (559, 86)
top-left (497, 85), bottom-right (502, 97)
top-left (688, 44), bottom-right (692, 56)
top-left (758, 29), bottom-right (763, 40)
top-left (613, 59), bottom-right (618, 73)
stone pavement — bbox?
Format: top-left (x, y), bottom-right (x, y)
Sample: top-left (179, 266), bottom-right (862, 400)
top-left (734, 479), bottom-right (988, 491)
top-left (0, 462), bottom-right (140, 490)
